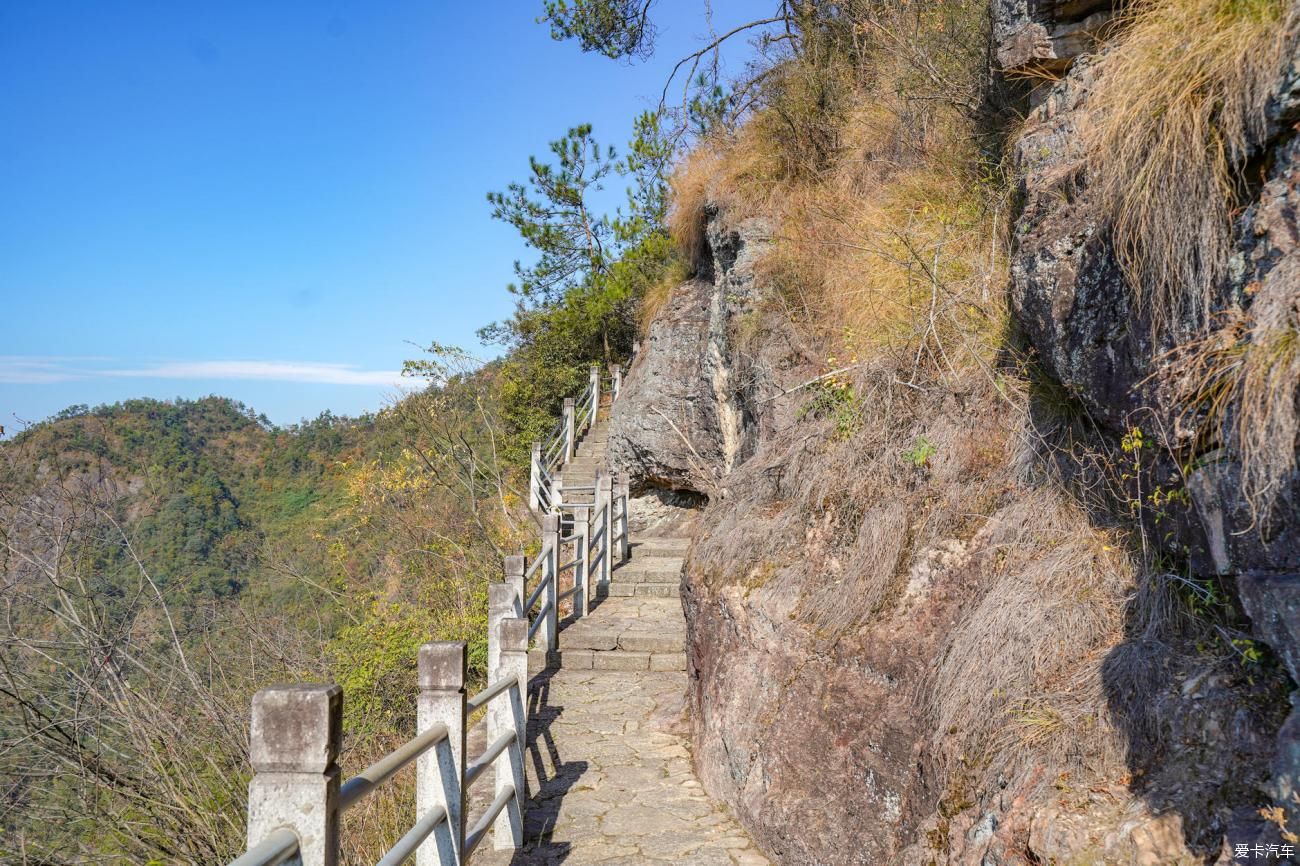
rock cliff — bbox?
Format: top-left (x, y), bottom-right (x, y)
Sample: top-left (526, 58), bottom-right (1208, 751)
top-left (608, 4), bottom-right (1300, 862)
top-left (1010, 13), bottom-right (1300, 852)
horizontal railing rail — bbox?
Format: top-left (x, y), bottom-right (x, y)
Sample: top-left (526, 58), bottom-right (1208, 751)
top-left (227, 828), bottom-right (299, 866)
top-left (375, 806), bottom-right (449, 866)
top-left (466, 675), bottom-right (515, 714)
top-left (339, 722), bottom-right (449, 811)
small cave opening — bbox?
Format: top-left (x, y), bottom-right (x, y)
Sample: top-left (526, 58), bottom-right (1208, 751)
top-left (628, 484), bottom-right (709, 537)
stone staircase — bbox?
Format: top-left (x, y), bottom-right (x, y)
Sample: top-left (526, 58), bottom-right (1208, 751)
top-left (533, 415), bottom-right (690, 674)
top-left (478, 413), bottom-right (770, 866)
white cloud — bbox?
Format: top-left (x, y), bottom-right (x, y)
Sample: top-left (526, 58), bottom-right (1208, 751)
top-left (0, 357), bottom-right (422, 388)
top-left (107, 360), bottom-right (419, 388)
top-left (0, 357), bottom-right (87, 384)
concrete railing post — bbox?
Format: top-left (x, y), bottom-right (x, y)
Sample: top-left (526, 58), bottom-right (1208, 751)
top-left (595, 470), bottom-right (613, 588)
top-left (617, 473), bottom-right (631, 563)
top-left (528, 442), bottom-right (542, 511)
top-left (543, 512), bottom-right (559, 647)
top-left (574, 504), bottom-right (590, 618)
top-left (589, 365), bottom-right (600, 414)
top-left (610, 363), bottom-right (622, 402)
top-left (493, 617), bottom-right (528, 850)
top-left (487, 583), bottom-right (513, 709)
top-left (247, 684), bottom-right (342, 866)
top-left (552, 474), bottom-right (564, 515)
top-left (541, 515), bottom-right (559, 653)
top-left (632, 339), bottom-right (641, 358)
top-left (503, 555), bottom-right (524, 618)
top-left (417, 642), bottom-right (465, 866)
top-left (563, 397), bottom-right (576, 463)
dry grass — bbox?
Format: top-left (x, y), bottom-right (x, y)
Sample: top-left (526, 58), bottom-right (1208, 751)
top-left (1171, 257), bottom-right (1300, 520)
top-left (762, 136), bottom-right (1007, 381)
top-left (636, 265), bottom-right (680, 333)
top-left (1234, 267), bottom-right (1300, 514)
top-left (668, 143), bottom-right (724, 276)
top-left (665, 0), bottom-right (998, 387)
top-left (1085, 0), bottom-right (1297, 334)
top-left (928, 493), bottom-right (1133, 783)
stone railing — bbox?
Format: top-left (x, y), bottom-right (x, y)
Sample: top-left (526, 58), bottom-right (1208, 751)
top-left (225, 358), bottom-right (633, 866)
top-left (519, 470), bottom-right (631, 660)
top-left (528, 344), bottom-right (637, 513)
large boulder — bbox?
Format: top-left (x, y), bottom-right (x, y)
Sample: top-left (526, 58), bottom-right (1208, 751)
top-left (608, 207), bottom-right (772, 493)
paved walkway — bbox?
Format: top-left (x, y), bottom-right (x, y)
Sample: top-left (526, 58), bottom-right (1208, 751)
top-left (472, 417), bottom-right (769, 865)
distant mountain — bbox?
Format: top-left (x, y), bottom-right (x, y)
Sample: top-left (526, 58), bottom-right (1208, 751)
top-left (1, 396), bottom-right (369, 603)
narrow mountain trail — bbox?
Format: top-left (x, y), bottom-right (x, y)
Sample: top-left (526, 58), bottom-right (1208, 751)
top-left (473, 415), bottom-right (770, 866)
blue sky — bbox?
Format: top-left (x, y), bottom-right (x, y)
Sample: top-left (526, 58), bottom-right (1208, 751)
top-left (0, 1), bottom-right (764, 433)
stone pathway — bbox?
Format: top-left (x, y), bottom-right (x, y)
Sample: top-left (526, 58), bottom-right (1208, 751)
top-left (470, 416), bottom-right (769, 865)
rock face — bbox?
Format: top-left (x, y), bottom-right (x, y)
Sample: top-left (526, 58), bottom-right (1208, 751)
top-left (992, 0), bottom-right (1118, 73)
top-left (610, 9), bottom-right (1300, 862)
top-left (608, 208), bottom-right (773, 494)
top-left (1007, 24), bottom-right (1300, 845)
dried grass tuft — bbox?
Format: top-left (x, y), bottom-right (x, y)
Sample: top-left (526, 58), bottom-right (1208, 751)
top-left (1085, 0), bottom-right (1297, 333)
top-left (928, 493), bottom-right (1133, 783)
top-left (1171, 257), bottom-right (1300, 519)
top-left (1234, 265), bottom-right (1300, 513)
top-left (668, 143), bottom-right (723, 276)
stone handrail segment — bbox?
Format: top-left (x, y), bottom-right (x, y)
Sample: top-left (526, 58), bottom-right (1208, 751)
top-left (375, 805), bottom-right (452, 866)
top-left (226, 827), bottom-right (299, 866)
top-left (339, 722), bottom-right (450, 810)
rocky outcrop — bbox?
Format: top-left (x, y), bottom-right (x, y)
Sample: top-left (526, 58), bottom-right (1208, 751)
top-left (608, 208), bottom-right (773, 494)
top-left (612, 204), bottom-right (1156, 864)
top-left (1007, 27), bottom-right (1300, 846)
top-left (609, 10), bottom-right (1300, 862)
top-left (992, 0), bottom-right (1118, 73)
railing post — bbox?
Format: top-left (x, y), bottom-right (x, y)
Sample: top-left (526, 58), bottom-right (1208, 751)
top-left (632, 339), bottom-right (640, 358)
top-left (563, 397), bottom-right (576, 463)
top-left (493, 617), bottom-right (528, 851)
top-left (595, 470), bottom-right (613, 588)
top-left (488, 583), bottom-right (511, 703)
top-left (486, 581), bottom-right (517, 813)
top-left (617, 472), bottom-right (631, 563)
top-left (528, 442), bottom-right (542, 511)
top-left (247, 684), bottom-right (342, 866)
top-left (589, 364), bottom-right (601, 413)
top-left (573, 504), bottom-right (590, 617)
top-left (610, 363), bottom-right (622, 402)
top-left (552, 474), bottom-right (564, 515)
top-left (417, 642), bottom-right (465, 866)
top-left (503, 555), bottom-right (525, 617)
top-left (541, 515), bottom-right (559, 653)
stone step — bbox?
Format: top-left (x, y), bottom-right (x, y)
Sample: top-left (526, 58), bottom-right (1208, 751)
top-left (527, 648), bottom-right (686, 673)
top-left (604, 582), bottom-right (679, 598)
top-left (613, 566), bottom-right (686, 579)
top-left (560, 630), bottom-right (683, 653)
top-left (630, 538), bottom-right (691, 556)
top-left (617, 557), bottom-right (683, 572)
